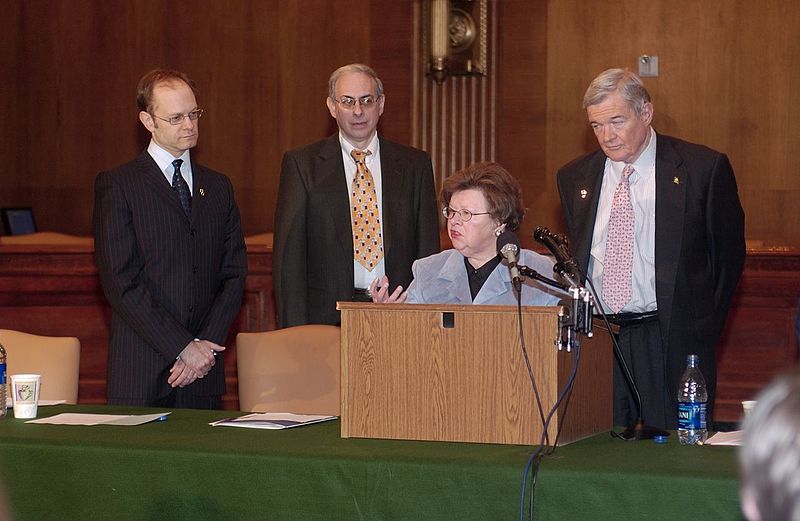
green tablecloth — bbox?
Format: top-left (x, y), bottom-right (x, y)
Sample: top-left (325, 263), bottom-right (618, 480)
top-left (0, 405), bottom-right (741, 520)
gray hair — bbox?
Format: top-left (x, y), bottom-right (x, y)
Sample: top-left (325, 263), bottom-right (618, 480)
top-left (582, 68), bottom-right (651, 116)
top-left (740, 368), bottom-right (800, 521)
top-left (327, 63), bottom-right (384, 99)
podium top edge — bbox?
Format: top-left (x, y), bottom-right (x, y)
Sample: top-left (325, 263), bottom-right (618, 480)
top-left (336, 302), bottom-right (564, 314)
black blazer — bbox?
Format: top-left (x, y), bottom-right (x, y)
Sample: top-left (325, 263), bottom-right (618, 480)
top-left (273, 134), bottom-right (440, 327)
top-left (93, 151), bottom-right (247, 401)
top-left (556, 133), bottom-right (745, 411)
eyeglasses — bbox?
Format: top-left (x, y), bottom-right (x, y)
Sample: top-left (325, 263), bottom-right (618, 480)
top-left (151, 108), bottom-right (204, 125)
top-left (331, 95), bottom-right (380, 110)
top-left (442, 206), bottom-right (491, 222)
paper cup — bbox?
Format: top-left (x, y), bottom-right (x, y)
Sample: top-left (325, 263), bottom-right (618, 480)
top-left (10, 374), bottom-right (41, 419)
top-left (742, 400), bottom-right (757, 419)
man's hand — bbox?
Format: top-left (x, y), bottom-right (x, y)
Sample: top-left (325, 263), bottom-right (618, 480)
top-left (369, 275), bottom-right (408, 304)
top-left (167, 339), bottom-right (225, 388)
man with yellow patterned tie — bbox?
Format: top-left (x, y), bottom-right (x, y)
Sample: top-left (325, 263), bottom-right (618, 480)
top-left (274, 63), bottom-right (440, 328)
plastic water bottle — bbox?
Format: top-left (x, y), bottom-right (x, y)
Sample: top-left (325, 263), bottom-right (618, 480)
top-left (0, 341), bottom-right (7, 419)
top-left (677, 354), bottom-right (707, 445)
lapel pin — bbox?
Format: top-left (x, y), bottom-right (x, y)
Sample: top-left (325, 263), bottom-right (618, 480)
top-left (580, 189), bottom-right (588, 199)
top-left (673, 177), bottom-right (680, 185)
top-left (199, 188), bottom-right (205, 196)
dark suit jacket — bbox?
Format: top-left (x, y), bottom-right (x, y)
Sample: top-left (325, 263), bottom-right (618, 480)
top-left (93, 151), bottom-right (247, 401)
top-left (556, 133), bottom-right (745, 412)
top-left (273, 134), bottom-right (440, 327)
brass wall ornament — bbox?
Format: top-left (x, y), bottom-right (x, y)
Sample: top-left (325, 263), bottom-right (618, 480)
top-left (424, 0), bottom-right (488, 84)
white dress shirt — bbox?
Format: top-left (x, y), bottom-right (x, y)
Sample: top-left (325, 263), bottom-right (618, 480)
top-left (148, 140), bottom-right (193, 195)
top-left (338, 132), bottom-right (386, 289)
top-left (589, 128), bottom-right (658, 313)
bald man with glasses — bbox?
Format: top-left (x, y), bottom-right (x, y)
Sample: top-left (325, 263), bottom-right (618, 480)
top-left (274, 63), bottom-right (440, 328)
top-left (93, 69), bottom-right (247, 408)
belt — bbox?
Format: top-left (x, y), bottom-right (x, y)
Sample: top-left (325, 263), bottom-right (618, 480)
top-left (605, 310), bottom-right (659, 328)
top-left (351, 288), bottom-right (372, 302)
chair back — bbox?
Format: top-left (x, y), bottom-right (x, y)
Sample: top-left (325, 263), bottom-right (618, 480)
top-left (236, 325), bottom-right (340, 415)
top-left (0, 329), bottom-right (81, 404)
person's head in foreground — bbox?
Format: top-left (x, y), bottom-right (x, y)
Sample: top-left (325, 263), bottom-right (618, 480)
top-left (739, 366), bottom-right (800, 521)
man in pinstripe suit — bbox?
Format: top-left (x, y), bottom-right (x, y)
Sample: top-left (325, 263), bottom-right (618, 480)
top-left (93, 69), bottom-right (247, 408)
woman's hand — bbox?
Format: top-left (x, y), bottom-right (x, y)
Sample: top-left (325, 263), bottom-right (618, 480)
top-left (370, 275), bottom-right (408, 304)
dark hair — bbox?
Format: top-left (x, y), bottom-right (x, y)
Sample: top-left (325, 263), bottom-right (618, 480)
top-left (136, 69), bottom-right (197, 113)
top-left (441, 162), bottom-right (525, 231)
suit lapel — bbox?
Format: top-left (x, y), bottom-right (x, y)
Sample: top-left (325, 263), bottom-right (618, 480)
top-left (189, 159), bottom-right (208, 223)
top-left (654, 135), bottom-right (686, 338)
top-left (473, 260), bottom-right (512, 304)
top-left (429, 252), bottom-right (473, 304)
top-left (317, 135), bottom-right (353, 254)
top-left (378, 139), bottom-right (407, 257)
top-left (570, 152), bottom-right (606, 275)
top-left (135, 151), bottom-right (187, 218)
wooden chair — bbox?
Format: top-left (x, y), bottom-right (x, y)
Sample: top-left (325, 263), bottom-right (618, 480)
top-left (0, 329), bottom-right (81, 403)
top-left (236, 325), bottom-right (340, 415)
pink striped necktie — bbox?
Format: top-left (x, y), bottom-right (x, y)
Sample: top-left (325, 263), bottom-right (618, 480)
top-left (603, 164), bottom-right (635, 313)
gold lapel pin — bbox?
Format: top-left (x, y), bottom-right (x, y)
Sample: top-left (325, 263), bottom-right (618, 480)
top-left (199, 188), bottom-right (205, 196)
top-left (673, 177), bottom-right (680, 185)
top-left (580, 189), bottom-right (588, 199)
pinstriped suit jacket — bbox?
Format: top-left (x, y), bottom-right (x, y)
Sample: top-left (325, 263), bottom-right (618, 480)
top-left (93, 150), bottom-right (247, 401)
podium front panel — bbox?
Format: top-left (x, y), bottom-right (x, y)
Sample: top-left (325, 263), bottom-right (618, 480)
top-left (338, 303), bottom-right (611, 445)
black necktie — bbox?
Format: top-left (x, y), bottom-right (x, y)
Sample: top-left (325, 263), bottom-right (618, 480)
top-left (171, 159), bottom-right (192, 216)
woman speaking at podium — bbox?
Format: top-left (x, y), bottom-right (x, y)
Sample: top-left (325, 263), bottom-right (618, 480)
top-left (370, 162), bottom-right (564, 305)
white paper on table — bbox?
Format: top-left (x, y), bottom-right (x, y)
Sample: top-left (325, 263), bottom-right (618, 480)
top-left (209, 412), bottom-right (337, 430)
top-left (705, 430), bottom-right (743, 446)
top-left (6, 399), bottom-right (66, 408)
top-left (25, 412), bottom-right (171, 426)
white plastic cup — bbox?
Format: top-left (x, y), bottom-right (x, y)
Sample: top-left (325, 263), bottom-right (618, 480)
top-left (742, 400), bottom-right (757, 419)
top-left (10, 374), bottom-right (41, 419)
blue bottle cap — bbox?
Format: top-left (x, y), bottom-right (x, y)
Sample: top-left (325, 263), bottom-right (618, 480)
top-left (653, 435), bottom-right (668, 444)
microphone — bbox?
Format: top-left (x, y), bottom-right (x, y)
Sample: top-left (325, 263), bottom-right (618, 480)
top-left (496, 230), bottom-right (523, 292)
top-left (533, 227), bottom-right (581, 287)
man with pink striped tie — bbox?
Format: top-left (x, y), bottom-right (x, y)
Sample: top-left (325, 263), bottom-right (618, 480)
top-left (556, 68), bottom-right (745, 431)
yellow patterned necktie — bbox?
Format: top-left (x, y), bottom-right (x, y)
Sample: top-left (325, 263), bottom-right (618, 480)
top-left (350, 149), bottom-right (383, 271)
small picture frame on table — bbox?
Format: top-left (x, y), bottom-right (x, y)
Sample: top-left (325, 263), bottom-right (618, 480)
top-left (1, 207), bottom-right (37, 236)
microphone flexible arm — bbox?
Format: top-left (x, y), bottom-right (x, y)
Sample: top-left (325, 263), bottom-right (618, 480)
top-left (517, 265), bottom-right (570, 292)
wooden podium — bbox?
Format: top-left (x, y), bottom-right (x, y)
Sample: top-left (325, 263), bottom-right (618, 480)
top-left (338, 302), bottom-right (612, 446)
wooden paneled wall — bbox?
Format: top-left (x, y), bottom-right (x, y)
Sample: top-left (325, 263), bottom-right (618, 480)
top-left (544, 0), bottom-right (800, 247)
top-left (0, 0), bottom-right (412, 238)
top-left (3, 1), bottom-right (800, 247)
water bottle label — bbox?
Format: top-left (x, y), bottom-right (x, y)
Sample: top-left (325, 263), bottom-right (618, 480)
top-left (678, 402), bottom-right (707, 430)
top-left (0, 363), bottom-right (5, 385)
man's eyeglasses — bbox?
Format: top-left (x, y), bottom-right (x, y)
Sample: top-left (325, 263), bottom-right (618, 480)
top-left (442, 206), bottom-right (491, 222)
top-left (151, 108), bottom-right (204, 125)
top-left (332, 95), bottom-right (380, 110)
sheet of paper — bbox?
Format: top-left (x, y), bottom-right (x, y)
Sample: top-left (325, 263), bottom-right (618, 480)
top-left (210, 412), bottom-right (337, 430)
top-left (6, 399), bottom-right (66, 408)
top-left (705, 430), bottom-right (743, 446)
top-left (25, 412), bottom-right (171, 426)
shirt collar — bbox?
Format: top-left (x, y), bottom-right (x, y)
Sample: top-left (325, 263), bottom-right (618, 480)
top-left (147, 140), bottom-right (191, 175)
top-left (339, 133), bottom-right (380, 164)
top-left (608, 127), bottom-right (657, 179)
